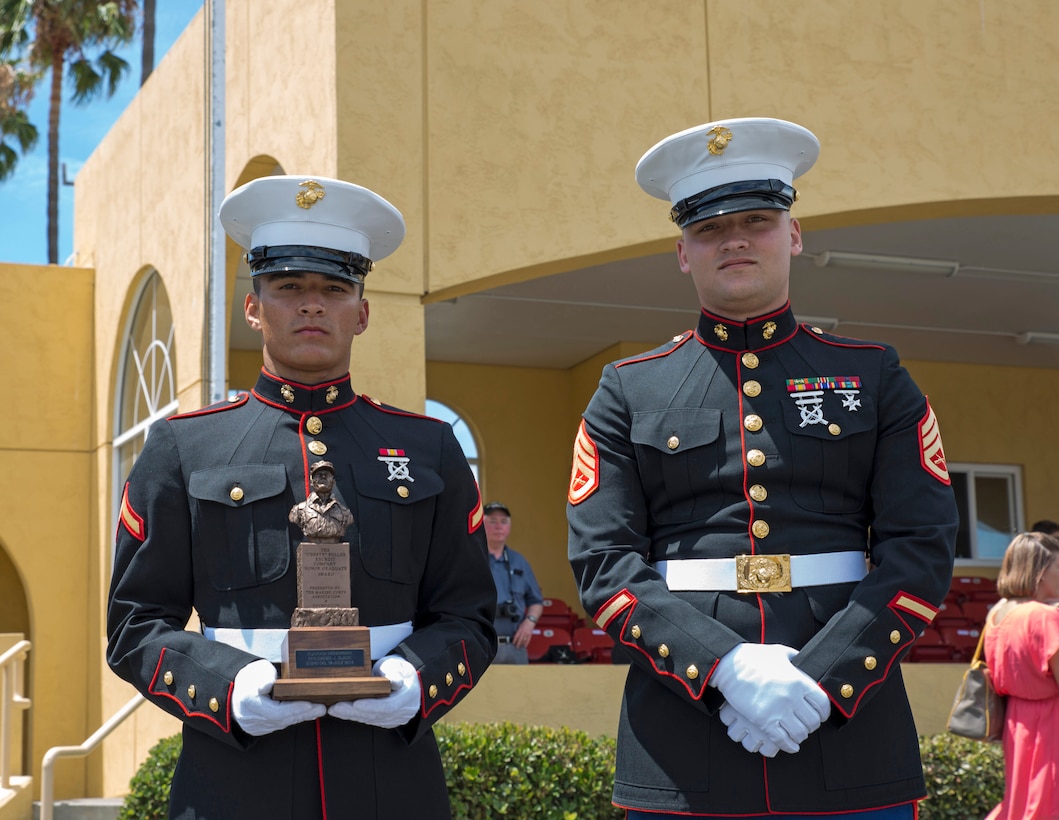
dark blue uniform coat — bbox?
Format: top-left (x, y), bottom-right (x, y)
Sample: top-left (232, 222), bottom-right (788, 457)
top-left (108, 370), bottom-right (496, 819)
top-left (567, 304), bottom-right (957, 816)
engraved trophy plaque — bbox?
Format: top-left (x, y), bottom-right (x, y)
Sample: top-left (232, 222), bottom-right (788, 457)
top-left (271, 461), bottom-right (391, 704)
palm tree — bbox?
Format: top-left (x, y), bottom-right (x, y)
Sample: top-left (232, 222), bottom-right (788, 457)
top-left (0, 59), bottom-right (40, 180)
top-left (0, 0), bottom-right (138, 264)
top-left (139, 0), bottom-right (152, 84)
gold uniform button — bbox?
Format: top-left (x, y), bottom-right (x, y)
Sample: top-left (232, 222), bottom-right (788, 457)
top-left (308, 440), bottom-right (327, 456)
top-left (752, 520), bottom-right (770, 538)
top-left (667, 436), bottom-right (680, 450)
top-left (828, 423), bottom-right (842, 436)
top-left (744, 414), bottom-right (763, 432)
top-left (163, 671), bottom-right (174, 686)
top-left (458, 663), bottom-right (466, 676)
top-left (749, 484), bottom-right (767, 502)
top-left (187, 685), bottom-right (196, 700)
top-left (428, 685), bottom-right (438, 699)
top-left (741, 352), bottom-right (759, 369)
top-left (445, 673), bottom-right (454, 686)
top-left (631, 625), bottom-right (642, 639)
top-left (840, 684), bottom-right (854, 699)
top-left (306, 416), bottom-right (323, 435)
top-left (397, 486), bottom-right (410, 498)
top-left (686, 665), bottom-right (699, 680)
top-left (657, 644), bottom-right (669, 658)
top-left (209, 698), bottom-right (220, 713)
top-left (811, 326), bottom-right (825, 335)
top-left (864, 656), bottom-right (878, 671)
top-left (229, 487), bottom-right (244, 502)
top-left (890, 630), bottom-right (902, 644)
top-left (742, 380), bottom-right (762, 397)
top-left (747, 449), bottom-right (766, 467)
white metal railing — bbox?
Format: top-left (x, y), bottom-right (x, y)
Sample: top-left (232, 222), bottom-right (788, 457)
top-left (0, 639), bottom-right (31, 790)
top-left (39, 694), bottom-right (146, 820)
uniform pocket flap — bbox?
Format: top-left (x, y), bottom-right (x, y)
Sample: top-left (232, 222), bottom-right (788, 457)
top-left (352, 467), bottom-right (445, 505)
top-left (188, 464), bottom-right (288, 507)
top-left (781, 393), bottom-right (876, 439)
top-left (630, 408), bottom-right (721, 453)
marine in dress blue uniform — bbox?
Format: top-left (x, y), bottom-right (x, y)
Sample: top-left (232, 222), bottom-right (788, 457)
top-left (566, 119), bottom-right (958, 817)
top-left (107, 176), bottom-right (497, 819)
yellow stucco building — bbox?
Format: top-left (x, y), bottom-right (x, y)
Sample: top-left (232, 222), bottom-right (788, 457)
top-left (2, 0), bottom-right (1058, 808)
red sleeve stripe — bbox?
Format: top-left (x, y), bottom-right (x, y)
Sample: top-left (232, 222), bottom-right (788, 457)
top-left (892, 592), bottom-right (939, 623)
top-left (594, 590), bottom-right (634, 629)
top-left (468, 493), bottom-right (483, 533)
top-left (119, 483), bottom-right (145, 542)
top-left (568, 420), bottom-right (600, 505)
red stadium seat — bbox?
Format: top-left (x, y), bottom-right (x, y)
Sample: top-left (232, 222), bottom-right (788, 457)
top-left (933, 601), bottom-right (970, 630)
top-left (960, 599), bottom-right (994, 627)
top-left (537, 598), bottom-right (581, 632)
top-left (527, 627), bottom-right (573, 663)
top-left (949, 575), bottom-right (997, 603)
top-left (572, 627), bottom-right (615, 663)
top-left (906, 627), bottom-right (957, 662)
top-left (937, 626), bottom-right (982, 662)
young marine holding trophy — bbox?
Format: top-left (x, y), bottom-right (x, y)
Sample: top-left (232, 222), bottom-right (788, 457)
top-left (107, 175), bottom-right (497, 819)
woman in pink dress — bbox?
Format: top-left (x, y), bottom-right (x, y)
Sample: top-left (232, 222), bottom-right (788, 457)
top-left (984, 531), bottom-right (1059, 820)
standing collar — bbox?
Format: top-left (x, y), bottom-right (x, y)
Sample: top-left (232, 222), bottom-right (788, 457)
top-left (694, 302), bottom-right (799, 352)
top-left (251, 369), bottom-right (357, 412)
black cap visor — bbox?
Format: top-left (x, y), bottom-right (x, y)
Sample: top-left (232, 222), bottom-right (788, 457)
top-left (245, 244), bottom-right (372, 284)
top-left (671, 179), bottom-right (796, 228)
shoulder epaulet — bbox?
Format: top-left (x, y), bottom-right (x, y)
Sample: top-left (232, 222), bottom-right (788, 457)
top-left (614, 330), bottom-right (693, 369)
top-left (799, 323), bottom-right (887, 350)
top-left (361, 394), bottom-right (443, 422)
top-left (167, 392), bottom-right (250, 421)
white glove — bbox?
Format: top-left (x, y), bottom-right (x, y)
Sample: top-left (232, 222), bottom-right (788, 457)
top-left (232, 659), bottom-right (326, 737)
top-left (327, 655), bottom-right (421, 729)
top-left (709, 643), bottom-right (830, 747)
top-left (719, 702), bottom-right (793, 757)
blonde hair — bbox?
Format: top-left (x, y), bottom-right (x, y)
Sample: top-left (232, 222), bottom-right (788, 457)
top-left (996, 532), bottom-right (1059, 598)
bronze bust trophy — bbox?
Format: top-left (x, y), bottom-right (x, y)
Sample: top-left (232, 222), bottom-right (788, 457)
top-left (271, 461), bottom-right (391, 703)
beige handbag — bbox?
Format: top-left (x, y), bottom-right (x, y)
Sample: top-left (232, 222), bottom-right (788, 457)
top-left (946, 626), bottom-right (1005, 742)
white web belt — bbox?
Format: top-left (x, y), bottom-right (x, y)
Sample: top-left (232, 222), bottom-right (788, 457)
top-left (203, 621), bottom-right (414, 663)
top-left (654, 551), bottom-right (867, 593)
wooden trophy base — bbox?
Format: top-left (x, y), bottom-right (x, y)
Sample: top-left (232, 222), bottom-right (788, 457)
top-left (273, 625), bottom-right (391, 705)
top-left (272, 676), bottom-right (391, 706)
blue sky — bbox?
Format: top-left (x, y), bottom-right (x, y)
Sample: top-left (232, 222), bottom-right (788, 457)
top-left (0, 2), bottom-right (203, 265)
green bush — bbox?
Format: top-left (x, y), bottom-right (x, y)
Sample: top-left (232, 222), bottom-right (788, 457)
top-left (117, 732), bottom-right (181, 820)
top-left (917, 733), bottom-right (1004, 820)
top-left (435, 722), bottom-right (622, 819)
top-left (120, 727), bottom-right (1005, 819)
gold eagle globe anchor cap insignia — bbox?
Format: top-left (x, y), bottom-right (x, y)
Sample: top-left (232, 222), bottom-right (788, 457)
top-left (218, 175), bottom-right (406, 284)
top-left (634, 117), bottom-right (820, 228)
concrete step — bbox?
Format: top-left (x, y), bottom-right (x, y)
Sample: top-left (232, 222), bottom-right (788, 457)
top-left (33, 798), bottom-right (123, 820)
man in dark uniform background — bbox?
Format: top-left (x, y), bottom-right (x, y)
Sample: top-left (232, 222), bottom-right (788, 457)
top-left (567, 119), bottom-right (957, 818)
top-left (107, 175), bottom-right (497, 819)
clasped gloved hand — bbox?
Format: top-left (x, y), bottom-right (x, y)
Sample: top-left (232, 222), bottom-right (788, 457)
top-left (232, 659), bottom-right (326, 737)
top-left (709, 643), bottom-right (831, 750)
top-left (327, 655), bottom-right (422, 729)
top-left (719, 702), bottom-right (793, 757)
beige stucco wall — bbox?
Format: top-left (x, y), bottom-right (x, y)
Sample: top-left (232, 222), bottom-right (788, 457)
top-left (1, 0), bottom-right (1047, 802)
top-left (0, 264), bottom-right (95, 799)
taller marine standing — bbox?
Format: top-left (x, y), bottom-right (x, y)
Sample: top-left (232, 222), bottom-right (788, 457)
top-left (567, 118), bottom-right (957, 818)
top-left (107, 175), bottom-right (497, 819)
